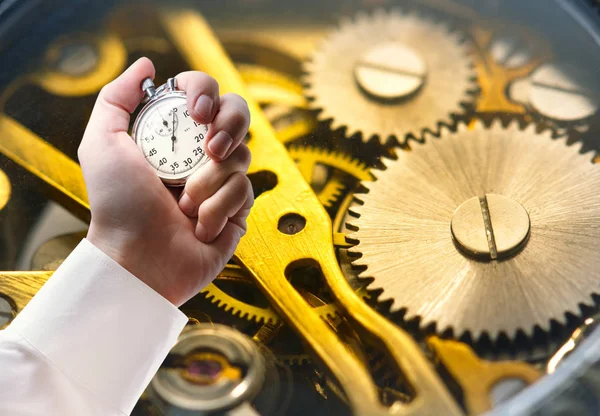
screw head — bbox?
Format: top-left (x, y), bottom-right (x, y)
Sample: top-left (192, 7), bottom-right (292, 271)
top-left (354, 42), bottom-right (427, 100)
top-left (528, 62), bottom-right (599, 121)
top-left (451, 194), bottom-right (530, 261)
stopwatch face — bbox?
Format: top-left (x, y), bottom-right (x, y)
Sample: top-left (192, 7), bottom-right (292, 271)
top-left (133, 94), bottom-right (210, 186)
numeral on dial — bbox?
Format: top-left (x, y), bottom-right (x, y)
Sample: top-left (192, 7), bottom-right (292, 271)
top-left (158, 157), bottom-right (168, 167)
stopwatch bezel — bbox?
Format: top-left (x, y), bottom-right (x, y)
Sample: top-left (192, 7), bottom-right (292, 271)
top-left (132, 90), bottom-right (209, 187)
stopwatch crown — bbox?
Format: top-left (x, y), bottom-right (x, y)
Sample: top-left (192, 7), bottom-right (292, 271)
top-left (141, 78), bottom-right (156, 101)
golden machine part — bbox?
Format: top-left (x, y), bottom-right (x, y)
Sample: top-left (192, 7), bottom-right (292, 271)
top-left (471, 25), bottom-right (550, 114)
top-left (304, 9), bottom-right (477, 144)
top-left (348, 121), bottom-right (600, 341)
top-left (35, 33), bottom-right (127, 97)
top-left (0, 115), bottom-right (91, 222)
top-left (202, 264), bottom-right (341, 324)
top-left (239, 64), bottom-right (307, 109)
top-left (428, 337), bottom-right (541, 415)
top-left (547, 314), bottom-right (600, 374)
top-left (288, 146), bottom-right (372, 209)
top-left (263, 105), bottom-right (317, 145)
top-left (0, 169), bottom-right (11, 211)
top-left (287, 146), bottom-right (373, 184)
top-left (0, 272), bottom-right (51, 329)
top-left (162, 10), bottom-right (463, 416)
top-left (149, 324), bottom-right (267, 414)
top-left (509, 60), bottom-right (599, 125)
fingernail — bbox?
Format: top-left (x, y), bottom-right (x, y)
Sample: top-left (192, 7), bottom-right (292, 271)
top-left (195, 221), bottom-right (208, 242)
top-left (194, 95), bottom-right (214, 121)
top-left (178, 193), bottom-right (197, 217)
top-left (208, 131), bottom-right (233, 160)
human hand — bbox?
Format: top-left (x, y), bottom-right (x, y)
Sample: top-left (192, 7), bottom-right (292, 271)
top-left (78, 57), bottom-right (253, 307)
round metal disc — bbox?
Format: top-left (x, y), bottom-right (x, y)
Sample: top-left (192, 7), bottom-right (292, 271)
top-left (349, 122), bottom-right (600, 339)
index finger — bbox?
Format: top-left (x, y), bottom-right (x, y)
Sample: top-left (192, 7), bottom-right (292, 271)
top-left (175, 71), bottom-right (220, 125)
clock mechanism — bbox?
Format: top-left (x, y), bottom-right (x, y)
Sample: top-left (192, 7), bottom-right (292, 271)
top-left (1, 1), bottom-right (600, 415)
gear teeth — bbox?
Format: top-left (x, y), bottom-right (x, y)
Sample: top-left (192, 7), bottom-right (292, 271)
top-left (304, 8), bottom-right (478, 144)
top-left (350, 122), bottom-right (600, 346)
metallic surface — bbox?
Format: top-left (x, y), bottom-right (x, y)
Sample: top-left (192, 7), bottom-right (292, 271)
top-left (163, 10), bottom-right (462, 415)
top-left (450, 194), bottom-right (531, 260)
top-left (349, 121), bottom-right (600, 340)
top-left (0, 1), bottom-right (599, 414)
top-left (132, 83), bottom-right (209, 187)
top-left (305, 9), bottom-right (476, 143)
top-left (0, 271), bottom-right (51, 329)
top-left (0, 115), bottom-right (90, 222)
top-left (0, 169), bottom-right (10, 211)
top-left (150, 324), bottom-right (265, 413)
top-left (35, 33), bottom-right (127, 97)
top-left (429, 337), bottom-right (541, 415)
top-left (547, 314), bottom-right (600, 374)
top-left (472, 25), bottom-right (550, 114)
top-left (489, 324), bottom-right (600, 416)
top-left (510, 60), bottom-right (599, 122)
top-left (354, 43), bottom-right (427, 100)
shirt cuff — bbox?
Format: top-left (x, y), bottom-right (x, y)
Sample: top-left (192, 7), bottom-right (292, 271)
top-left (8, 238), bottom-right (188, 415)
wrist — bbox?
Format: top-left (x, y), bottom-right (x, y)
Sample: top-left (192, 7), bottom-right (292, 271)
top-left (86, 223), bottom-right (180, 306)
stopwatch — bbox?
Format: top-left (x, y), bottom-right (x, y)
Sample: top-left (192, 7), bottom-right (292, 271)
top-left (132, 77), bottom-right (211, 186)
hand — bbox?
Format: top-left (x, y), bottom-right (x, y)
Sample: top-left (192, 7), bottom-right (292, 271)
top-left (78, 57), bottom-right (253, 307)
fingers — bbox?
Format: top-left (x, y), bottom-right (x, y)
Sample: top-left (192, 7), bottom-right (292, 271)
top-left (175, 71), bottom-right (220, 124)
top-left (179, 144), bottom-right (251, 217)
top-left (85, 57), bottom-right (155, 138)
top-left (206, 93), bottom-right (251, 161)
top-left (195, 172), bottom-right (253, 244)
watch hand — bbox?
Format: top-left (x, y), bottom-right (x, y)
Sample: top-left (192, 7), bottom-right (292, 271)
top-left (157, 108), bottom-right (169, 127)
top-left (171, 109), bottom-right (177, 153)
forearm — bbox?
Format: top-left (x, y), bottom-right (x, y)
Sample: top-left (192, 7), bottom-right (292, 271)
top-left (0, 239), bottom-right (188, 415)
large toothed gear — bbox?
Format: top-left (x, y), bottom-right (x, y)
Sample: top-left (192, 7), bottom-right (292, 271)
top-left (304, 9), bottom-right (477, 143)
top-left (348, 121), bottom-right (600, 341)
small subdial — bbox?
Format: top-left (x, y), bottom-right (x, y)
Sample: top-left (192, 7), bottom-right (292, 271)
top-left (152, 107), bottom-right (179, 137)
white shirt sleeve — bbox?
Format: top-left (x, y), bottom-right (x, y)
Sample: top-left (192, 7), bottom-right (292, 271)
top-left (0, 238), bottom-right (189, 416)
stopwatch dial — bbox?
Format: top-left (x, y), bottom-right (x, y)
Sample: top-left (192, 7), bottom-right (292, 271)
top-left (136, 96), bottom-right (210, 182)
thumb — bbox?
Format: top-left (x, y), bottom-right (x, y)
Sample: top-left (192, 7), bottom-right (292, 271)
top-left (83, 57), bottom-right (155, 142)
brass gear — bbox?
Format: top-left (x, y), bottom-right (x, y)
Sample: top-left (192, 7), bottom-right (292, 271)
top-left (239, 64), bottom-right (307, 109)
top-left (287, 146), bottom-right (372, 183)
top-left (202, 264), bottom-right (369, 325)
top-left (348, 121), bottom-right (600, 341)
top-left (288, 145), bottom-right (372, 209)
top-left (202, 146), bottom-right (372, 324)
top-left (305, 9), bottom-right (477, 143)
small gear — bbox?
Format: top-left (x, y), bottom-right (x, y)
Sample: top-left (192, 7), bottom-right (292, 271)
top-left (348, 121), bottom-right (600, 341)
top-left (288, 145), bottom-right (372, 208)
top-left (305, 9), bottom-right (477, 143)
top-left (239, 64), bottom-right (308, 108)
top-left (202, 264), bottom-right (365, 325)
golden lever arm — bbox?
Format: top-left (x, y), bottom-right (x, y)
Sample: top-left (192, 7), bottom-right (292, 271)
top-left (0, 115), bottom-right (90, 222)
top-left (162, 10), bottom-right (462, 416)
top-left (0, 272), bottom-right (52, 329)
